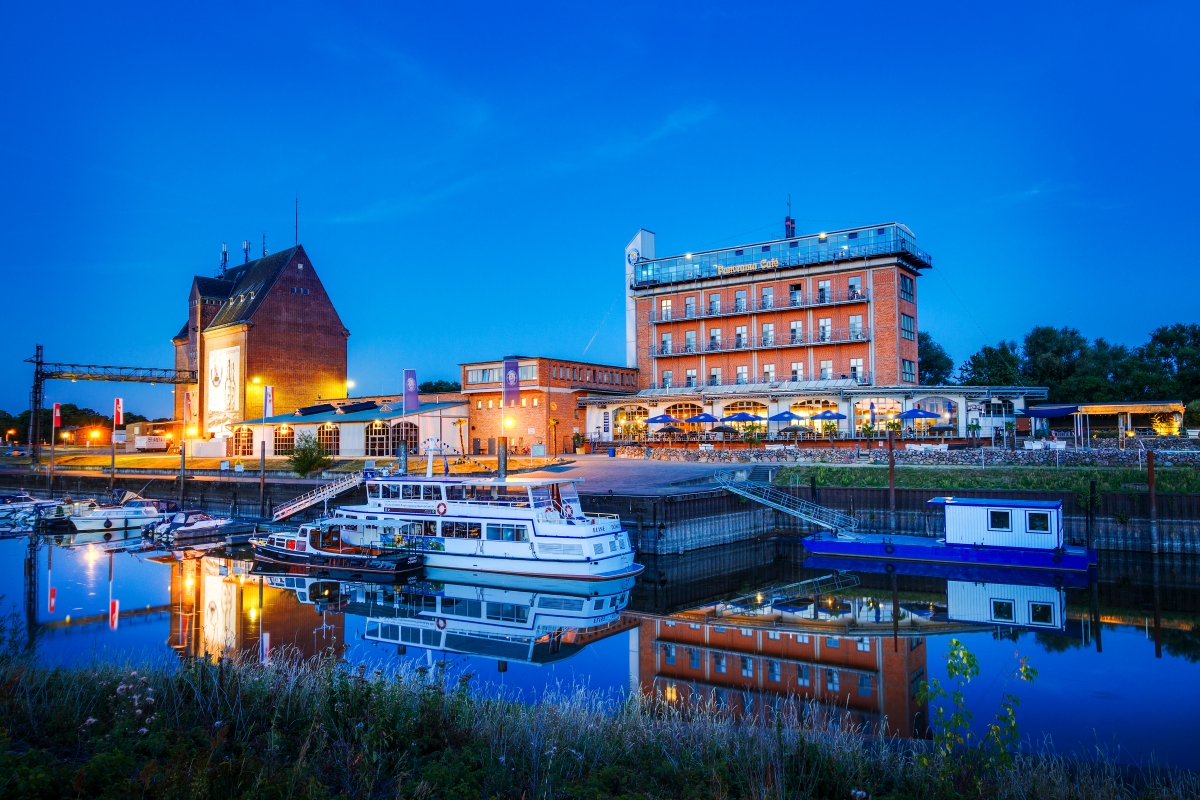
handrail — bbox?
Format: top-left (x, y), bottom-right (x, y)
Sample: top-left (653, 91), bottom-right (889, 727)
top-left (715, 571), bottom-right (862, 617)
top-left (651, 328), bottom-right (871, 357)
top-left (714, 471), bottom-right (857, 531)
top-left (650, 289), bottom-right (871, 322)
top-left (273, 471), bottom-right (364, 521)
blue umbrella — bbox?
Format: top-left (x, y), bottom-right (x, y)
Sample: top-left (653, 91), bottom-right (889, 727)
top-left (685, 413), bottom-right (721, 423)
top-left (897, 409), bottom-right (940, 420)
top-left (646, 414), bottom-right (683, 424)
top-left (722, 411), bottom-right (764, 422)
top-left (809, 410), bottom-right (847, 420)
top-left (768, 411), bottom-right (804, 422)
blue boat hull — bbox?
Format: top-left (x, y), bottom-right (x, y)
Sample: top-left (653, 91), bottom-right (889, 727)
top-left (802, 554), bottom-right (1092, 587)
top-left (801, 533), bottom-right (1094, 572)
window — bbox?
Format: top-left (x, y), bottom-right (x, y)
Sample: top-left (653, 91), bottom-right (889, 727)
top-left (734, 290), bottom-right (747, 311)
top-left (660, 332), bottom-right (672, 354)
top-left (858, 674), bottom-right (872, 697)
top-left (817, 280), bottom-right (831, 303)
top-left (820, 360), bottom-right (833, 380)
top-left (442, 598), bottom-right (481, 617)
top-left (709, 367), bottom-right (722, 386)
top-left (734, 326), bottom-right (747, 348)
top-left (660, 298), bottom-right (672, 321)
top-left (476, 400), bottom-right (482, 410)
top-left (685, 369), bottom-right (697, 387)
top-left (1030, 602), bottom-right (1055, 625)
top-left (901, 313), bottom-right (915, 341)
top-left (709, 293), bottom-right (721, 314)
top-left (444, 521), bottom-right (482, 539)
top-left (825, 636), bottom-right (839, 648)
top-left (759, 323), bottom-right (773, 346)
top-left (902, 359), bottom-right (916, 383)
top-left (233, 427), bottom-right (254, 457)
top-left (818, 318), bottom-right (832, 342)
top-left (767, 630), bottom-right (780, 640)
top-left (790, 320), bottom-right (803, 344)
top-left (849, 315), bottom-right (863, 339)
top-left (466, 368), bottom-right (500, 384)
top-left (991, 599), bottom-right (1015, 622)
top-left (486, 602), bottom-right (529, 623)
top-left (826, 670), bottom-right (839, 692)
top-left (684, 330), bottom-right (696, 352)
top-left (856, 637), bottom-right (870, 652)
top-left (736, 366), bottom-right (749, 384)
top-left (791, 362), bottom-right (804, 381)
top-left (689, 648), bottom-right (701, 669)
top-left (798, 665), bottom-right (811, 686)
top-left (685, 296), bottom-right (696, 317)
top-left (762, 363), bottom-right (775, 382)
top-left (317, 424), bottom-right (339, 455)
top-left (485, 523), bottom-right (528, 542)
top-left (900, 274), bottom-right (914, 302)
top-left (273, 426), bottom-right (295, 455)
top-left (761, 287), bottom-right (773, 309)
top-left (740, 657), bottom-right (753, 677)
top-left (709, 329), bottom-right (721, 350)
top-left (713, 653), bottom-right (726, 674)
top-left (1028, 511), bottom-right (1051, 532)
top-left (789, 283), bottom-right (803, 305)
top-left (663, 644), bottom-right (676, 665)
top-left (661, 370), bottom-right (673, 388)
top-left (848, 276), bottom-right (862, 298)
top-left (849, 358), bottom-right (863, 381)
top-left (364, 421), bottom-right (390, 457)
top-left (768, 660), bottom-right (780, 681)
top-left (988, 509), bottom-right (1012, 531)
top-left (392, 421), bottom-right (419, 456)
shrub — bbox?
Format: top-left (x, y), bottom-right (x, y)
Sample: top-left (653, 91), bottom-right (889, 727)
top-left (287, 431), bottom-right (333, 477)
top-left (1185, 400), bottom-right (1200, 427)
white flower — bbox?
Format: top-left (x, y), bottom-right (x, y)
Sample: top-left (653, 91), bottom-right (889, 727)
top-left (84, 718), bottom-right (97, 726)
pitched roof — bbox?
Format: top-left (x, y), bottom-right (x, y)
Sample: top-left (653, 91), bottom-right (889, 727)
top-left (205, 245), bottom-right (302, 330)
top-left (172, 321), bottom-right (189, 342)
top-left (193, 276), bottom-right (235, 299)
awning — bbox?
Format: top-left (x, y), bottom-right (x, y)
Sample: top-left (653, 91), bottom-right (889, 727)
top-left (1025, 405), bottom-right (1079, 418)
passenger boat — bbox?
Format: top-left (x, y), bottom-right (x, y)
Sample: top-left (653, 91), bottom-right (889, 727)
top-left (249, 526), bottom-right (423, 580)
top-left (69, 492), bottom-right (179, 532)
top-left (803, 496), bottom-right (1095, 572)
top-left (328, 475), bottom-right (642, 581)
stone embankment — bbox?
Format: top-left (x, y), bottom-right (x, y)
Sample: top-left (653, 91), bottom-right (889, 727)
top-left (615, 439), bottom-right (1200, 466)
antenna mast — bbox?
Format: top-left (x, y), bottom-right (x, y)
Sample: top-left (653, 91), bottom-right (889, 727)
top-left (218, 243), bottom-right (228, 278)
top-left (242, 240), bottom-right (251, 263)
top-left (262, 234), bottom-right (267, 257)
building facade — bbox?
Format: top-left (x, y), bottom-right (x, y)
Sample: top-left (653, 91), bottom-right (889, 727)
top-left (461, 356), bottom-right (636, 454)
top-left (172, 245), bottom-right (349, 445)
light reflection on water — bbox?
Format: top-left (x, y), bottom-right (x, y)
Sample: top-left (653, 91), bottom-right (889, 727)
top-left (2, 532), bottom-right (1198, 769)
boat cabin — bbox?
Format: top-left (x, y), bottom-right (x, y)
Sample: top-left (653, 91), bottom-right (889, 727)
top-left (363, 477), bottom-right (584, 517)
top-left (928, 497), bottom-right (1063, 550)
top-left (946, 580), bottom-right (1065, 630)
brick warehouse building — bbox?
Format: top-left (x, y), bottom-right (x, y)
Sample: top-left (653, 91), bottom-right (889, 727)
top-left (461, 356), bottom-right (637, 455)
top-left (172, 245), bottom-right (348, 447)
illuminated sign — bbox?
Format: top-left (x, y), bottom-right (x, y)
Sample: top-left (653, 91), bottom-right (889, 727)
top-left (717, 257), bottom-right (779, 277)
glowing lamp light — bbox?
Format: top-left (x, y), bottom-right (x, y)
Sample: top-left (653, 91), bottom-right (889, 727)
top-left (504, 417), bottom-right (515, 429)
top-left (187, 427), bottom-right (197, 436)
top-left (60, 432), bottom-right (69, 440)
top-left (248, 607), bottom-right (257, 621)
top-left (252, 377), bottom-right (261, 384)
top-left (89, 430), bottom-right (100, 439)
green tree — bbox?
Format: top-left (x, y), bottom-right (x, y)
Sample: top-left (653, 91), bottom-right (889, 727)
top-left (957, 340), bottom-right (1021, 385)
top-left (418, 379), bottom-right (462, 393)
top-left (1127, 324), bottom-right (1200, 403)
top-left (1020, 326), bottom-right (1087, 401)
top-left (1185, 400), bottom-right (1200, 427)
top-left (1056, 338), bottom-right (1132, 403)
top-left (287, 431), bottom-right (333, 477)
top-left (917, 330), bottom-right (955, 385)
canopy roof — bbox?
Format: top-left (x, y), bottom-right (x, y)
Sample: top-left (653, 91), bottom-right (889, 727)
top-left (1028, 401), bottom-right (1183, 417)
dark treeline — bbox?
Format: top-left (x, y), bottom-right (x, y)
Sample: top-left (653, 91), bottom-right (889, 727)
top-left (0, 404), bottom-right (158, 446)
top-left (921, 324), bottom-right (1200, 416)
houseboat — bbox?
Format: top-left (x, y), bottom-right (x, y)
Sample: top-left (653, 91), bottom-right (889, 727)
top-left (327, 476), bottom-right (642, 582)
top-left (803, 496), bottom-right (1094, 572)
top-left (250, 525), bottom-right (423, 580)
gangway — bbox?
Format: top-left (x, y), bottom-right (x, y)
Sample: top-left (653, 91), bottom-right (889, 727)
top-left (714, 571), bottom-right (861, 617)
top-left (272, 472), bottom-right (364, 521)
top-left (714, 471), bottom-right (858, 531)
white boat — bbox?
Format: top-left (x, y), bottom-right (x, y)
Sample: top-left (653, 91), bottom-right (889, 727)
top-left (70, 492), bottom-right (173, 532)
top-left (149, 510), bottom-right (253, 540)
top-left (329, 475), bottom-right (641, 581)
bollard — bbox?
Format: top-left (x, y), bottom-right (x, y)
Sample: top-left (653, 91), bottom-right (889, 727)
top-left (497, 437), bottom-right (508, 479)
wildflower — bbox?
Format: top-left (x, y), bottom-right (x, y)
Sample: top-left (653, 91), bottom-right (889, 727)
top-left (138, 727), bottom-right (148, 736)
top-left (135, 709), bottom-right (143, 717)
top-left (850, 790), bottom-right (867, 800)
top-left (214, 720), bottom-right (223, 728)
top-left (84, 718), bottom-right (97, 726)
top-left (355, 722), bottom-right (364, 729)
top-left (116, 684), bottom-right (127, 696)
top-left (146, 697), bottom-right (155, 705)
top-left (130, 671), bottom-right (138, 677)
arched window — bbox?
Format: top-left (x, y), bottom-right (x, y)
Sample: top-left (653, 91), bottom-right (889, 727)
top-left (790, 399), bottom-right (839, 428)
top-left (853, 398), bottom-right (903, 433)
top-left (722, 400), bottom-right (768, 416)
top-left (915, 397), bottom-right (959, 432)
top-left (612, 406), bottom-right (648, 437)
top-left (317, 423), bottom-right (339, 456)
top-left (364, 421), bottom-right (391, 457)
top-left (273, 425), bottom-right (295, 455)
top-left (665, 402), bottom-right (703, 431)
top-left (233, 426), bottom-right (254, 457)
top-left (392, 421), bottom-right (419, 455)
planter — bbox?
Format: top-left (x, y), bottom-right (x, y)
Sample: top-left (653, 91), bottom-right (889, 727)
top-left (575, 447), bottom-right (586, 455)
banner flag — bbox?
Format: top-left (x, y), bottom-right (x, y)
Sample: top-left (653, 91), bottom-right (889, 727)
top-left (260, 632), bottom-right (271, 665)
top-left (48, 587), bottom-right (56, 614)
top-left (263, 386), bottom-right (274, 419)
top-left (52, 403), bottom-right (61, 429)
top-left (402, 369), bottom-right (419, 414)
top-left (109, 599), bottom-right (120, 631)
top-left (113, 398), bottom-right (123, 428)
top-left (502, 360), bottom-right (520, 408)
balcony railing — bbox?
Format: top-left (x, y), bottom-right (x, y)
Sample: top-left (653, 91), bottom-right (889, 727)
top-left (651, 328), bottom-right (871, 357)
top-left (650, 289), bottom-right (869, 323)
top-left (649, 371), bottom-right (872, 390)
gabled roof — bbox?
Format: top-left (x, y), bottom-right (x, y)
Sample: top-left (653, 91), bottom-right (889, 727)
top-left (205, 245), bottom-right (303, 330)
top-left (192, 276), bottom-right (235, 299)
top-left (172, 321), bottom-right (189, 342)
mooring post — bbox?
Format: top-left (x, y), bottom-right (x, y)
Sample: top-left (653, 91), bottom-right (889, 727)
top-left (1087, 478), bottom-right (1096, 552)
top-left (891, 571), bottom-right (900, 652)
top-left (1148, 450), bottom-right (1158, 553)
top-left (497, 437), bottom-right (508, 479)
top-left (810, 476), bottom-right (818, 505)
top-left (259, 440), bottom-right (266, 518)
top-left (888, 430), bottom-right (896, 531)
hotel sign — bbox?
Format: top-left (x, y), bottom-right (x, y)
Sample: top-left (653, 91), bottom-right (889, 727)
top-left (717, 257), bottom-right (779, 277)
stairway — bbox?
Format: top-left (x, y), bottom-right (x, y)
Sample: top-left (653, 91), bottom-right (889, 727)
top-left (272, 471), bottom-right (364, 521)
top-left (715, 571), bottom-right (862, 617)
top-left (715, 471), bottom-right (857, 531)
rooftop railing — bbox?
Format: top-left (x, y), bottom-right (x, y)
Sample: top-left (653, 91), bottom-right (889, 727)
top-left (650, 288), bottom-right (870, 322)
top-left (651, 328), bottom-right (871, 357)
top-left (648, 371), bottom-right (872, 390)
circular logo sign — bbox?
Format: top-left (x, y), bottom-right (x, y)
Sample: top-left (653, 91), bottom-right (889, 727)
top-left (406, 376), bottom-right (416, 391)
top-left (506, 370), bottom-right (517, 386)
top-left (626, 248), bottom-right (640, 266)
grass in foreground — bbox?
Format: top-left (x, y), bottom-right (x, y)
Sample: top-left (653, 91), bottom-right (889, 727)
top-left (0, 634), bottom-right (1194, 798)
top-left (775, 464), bottom-right (1200, 494)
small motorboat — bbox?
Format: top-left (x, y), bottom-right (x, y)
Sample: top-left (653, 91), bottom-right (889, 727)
top-left (250, 524), bottom-right (423, 580)
top-left (70, 491), bottom-right (179, 532)
top-left (148, 510), bottom-right (255, 541)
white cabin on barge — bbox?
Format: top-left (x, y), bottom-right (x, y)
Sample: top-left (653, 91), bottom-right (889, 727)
top-left (330, 476), bottom-right (640, 581)
top-left (928, 497), bottom-right (1064, 550)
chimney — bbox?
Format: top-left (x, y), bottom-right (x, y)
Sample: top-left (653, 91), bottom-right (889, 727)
top-left (785, 216), bottom-right (796, 238)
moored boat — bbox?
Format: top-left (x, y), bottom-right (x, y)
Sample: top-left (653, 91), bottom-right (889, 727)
top-left (250, 525), bottom-right (422, 580)
top-left (70, 492), bottom-right (179, 532)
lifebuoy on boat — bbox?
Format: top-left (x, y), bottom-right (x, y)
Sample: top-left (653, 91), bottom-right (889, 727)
top-left (564, 505), bottom-right (574, 518)
top-left (885, 563), bottom-right (896, 574)
top-left (1052, 553), bottom-right (1063, 564)
top-left (435, 617), bottom-right (447, 630)
top-left (436, 502), bottom-right (447, 515)
top-left (884, 543), bottom-right (895, 555)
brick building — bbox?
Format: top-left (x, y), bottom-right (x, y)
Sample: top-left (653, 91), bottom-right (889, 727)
top-left (461, 356), bottom-right (637, 455)
top-left (171, 245), bottom-right (348, 447)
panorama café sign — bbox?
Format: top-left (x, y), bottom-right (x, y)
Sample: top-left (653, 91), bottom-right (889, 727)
top-left (716, 257), bottom-right (779, 277)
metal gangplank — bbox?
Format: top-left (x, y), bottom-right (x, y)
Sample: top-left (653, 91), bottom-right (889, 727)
top-left (272, 471), bottom-right (364, 521)
top-left (714, 572), bottom-right (861, 617)
top-left (714, 471), bottom-right (858, 531)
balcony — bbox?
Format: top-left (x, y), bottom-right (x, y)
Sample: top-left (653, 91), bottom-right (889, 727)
top-left (648, 371), bottom-right (873, 390)
top-left (651, 327), bottom-right (871, 357)
top-left (650, 288), bottom-right (869, 323)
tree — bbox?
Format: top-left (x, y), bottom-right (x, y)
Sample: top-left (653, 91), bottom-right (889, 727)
top-left (1056, 338), bottom-right (1132, 403)
top-left (957, 340), bottom-right (1021, 385)
top-left (451, 418), bottom-right (467, 455)
top-left (418, 380), bottom-right (461, 393)
top-left (917, 331), bottom-right (955, 385)
top-left (1129, 324), bottom-right (1200, 404)
top-left (1020, 326), bottom-right (1088, 402)
top-left (287, 431), bottom-right (333, 477)
top-left (1185, 400), bottom-right (1200, 427)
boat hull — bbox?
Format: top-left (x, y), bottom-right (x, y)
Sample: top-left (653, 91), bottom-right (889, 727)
top-left (419, 550), bottom-right (643, 582)
top-left (802, 533), bottom-right (1093, 572)
top-left (802, 554), bottom-right (1092, 587)
top-left (421, 566), bottom-right (639, 594)
top-left (251, 543), bottom-right (423, 580)
top-left (71, 514), bottom-right (162, 532)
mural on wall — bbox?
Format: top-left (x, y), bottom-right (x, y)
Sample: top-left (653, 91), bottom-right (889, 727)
top-left (206, 345), bottom-right (241, 436)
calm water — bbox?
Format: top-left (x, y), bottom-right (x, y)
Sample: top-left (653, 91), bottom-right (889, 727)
top-left (2, 529), bottom-right (1198, 770)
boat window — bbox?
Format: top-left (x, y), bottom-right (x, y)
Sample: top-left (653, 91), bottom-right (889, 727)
top-left (558, 483), bottom-right (580, 505)
top-left (367, 483), bottom-right (381, 499)
top-left (1027, 511), bottom-right (1050, 533)
top-left (485, 523), bottom-right (528, 542)
top-left (446, 485), bottom-right (465, 500)
top-left (445, 521), bottom-right (482, 539)
top-left (442, 597), bottom-right (482, 618)
top-left (990, 599), bottom-right (1015, 622)
top-left (401, 485), bottom-right (420, 500)
top-left (530, 486), bottom-right (552, 509)
top-left (384, 484), bottom-right (401, 499)
top-left (1030, 602), bottom-right (1054, 625)
top-left (486, 602), bottom-right (529, 623)
top-left (422, 485), bottom-right (441, 500)
top-left (987, 510), bottom-right (1012, 532)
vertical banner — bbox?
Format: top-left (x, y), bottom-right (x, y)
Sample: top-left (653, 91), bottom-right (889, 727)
top-left (109, 599), bottom-right (120, 631)
top-left (113, 398), bottom-right (124, 427)
top-left (402, 369), bottom-right (419, 414)
top-left (263, 386), bottom-right (274, 419)
top-left (183, 391), bottom-right (193, 426)
top-left (259, 632), bottom-right (271, 665)
top-left (48, 587), bottom-right (56, 614)
top-left (52, 403), bottom-right (61, 430)
top-left (502, 360), bottom-right (520, 408)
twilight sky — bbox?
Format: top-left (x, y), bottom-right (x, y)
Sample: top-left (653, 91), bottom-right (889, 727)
top-left (1, 2), bottom-right (1196, 418)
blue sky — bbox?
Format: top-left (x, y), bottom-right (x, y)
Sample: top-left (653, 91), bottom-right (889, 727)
top-left (2, 2), bottom-right (1196, 418)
